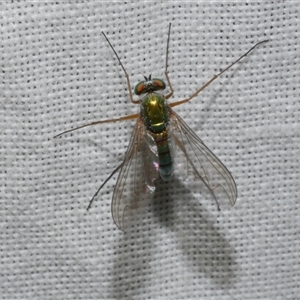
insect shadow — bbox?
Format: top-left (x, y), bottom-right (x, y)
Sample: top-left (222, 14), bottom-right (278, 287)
top-left (110, 176), bottom-right (236, 298)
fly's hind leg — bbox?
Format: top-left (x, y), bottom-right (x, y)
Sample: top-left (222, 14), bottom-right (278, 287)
top-left (86, 161), bottom-right (124, 210)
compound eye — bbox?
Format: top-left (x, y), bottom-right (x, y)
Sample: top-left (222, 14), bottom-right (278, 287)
top-left (152, 78), bottom-right (166, 90)
top-left (134, 81), bottom-right (145, 95)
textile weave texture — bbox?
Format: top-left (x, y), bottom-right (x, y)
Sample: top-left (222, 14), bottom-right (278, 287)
top-left (1, 2), bottom-right (299, 299)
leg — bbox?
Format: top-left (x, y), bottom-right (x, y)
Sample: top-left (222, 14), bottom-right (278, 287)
top-left (170, 39), bottom-right (269, 108)
top-left (54, 113), bottom-right (139, 138)
top-left (102, 32), bottom-right (140, 104)
top-left (164, 23), bottom-right (174, 100)
top-left (86, 161), bottom-right (124, 210)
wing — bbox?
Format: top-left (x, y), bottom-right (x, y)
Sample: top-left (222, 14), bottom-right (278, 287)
top-left (170, 110), bottom-right (237, 208)
top-left (111, 117), bottom-right (159, 231)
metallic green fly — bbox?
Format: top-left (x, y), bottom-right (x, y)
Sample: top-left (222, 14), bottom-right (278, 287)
top-left (55, 24), bottom-right (268, 231)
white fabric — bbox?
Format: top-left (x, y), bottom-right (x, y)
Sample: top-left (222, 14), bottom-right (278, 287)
top-left (1, 2), bottom-right (299, 299)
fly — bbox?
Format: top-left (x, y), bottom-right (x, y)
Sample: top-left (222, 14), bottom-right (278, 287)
top-left (55, 24), bottom-right (268, 231)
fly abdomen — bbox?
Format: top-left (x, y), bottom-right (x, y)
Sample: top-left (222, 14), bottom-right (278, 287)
top-left (154, 131), bottom-right (173, 182)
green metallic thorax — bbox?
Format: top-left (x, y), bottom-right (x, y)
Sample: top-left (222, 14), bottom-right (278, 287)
top-left (140, 93), bottom-right (169, 133)
top-left (141, 92), bottom-right (173, 181)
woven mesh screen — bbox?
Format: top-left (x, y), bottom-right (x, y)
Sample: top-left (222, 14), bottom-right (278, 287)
top-left (1, 2), bottom-right (299, 299)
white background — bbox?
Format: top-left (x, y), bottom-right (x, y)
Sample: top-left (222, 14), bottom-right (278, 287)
top-left (1, 2), bottom-right (299, 299)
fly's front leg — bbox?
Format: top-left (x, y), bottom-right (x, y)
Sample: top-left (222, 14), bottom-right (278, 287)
top-left (102, 31), bottom-right (140, 104)
top-left (165, 70), bottom-right (174, 100)
top-left (165, 23), bottom-right (174, 100)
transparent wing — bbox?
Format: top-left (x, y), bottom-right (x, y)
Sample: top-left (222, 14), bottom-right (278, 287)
top-left (170, 110), bottom-right (237, 208)
top-left (111, 118), bottom-right (159, 231)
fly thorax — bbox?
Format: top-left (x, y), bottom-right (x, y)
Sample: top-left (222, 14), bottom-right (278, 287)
top-left (140, 93), bottom-right (169, 133)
